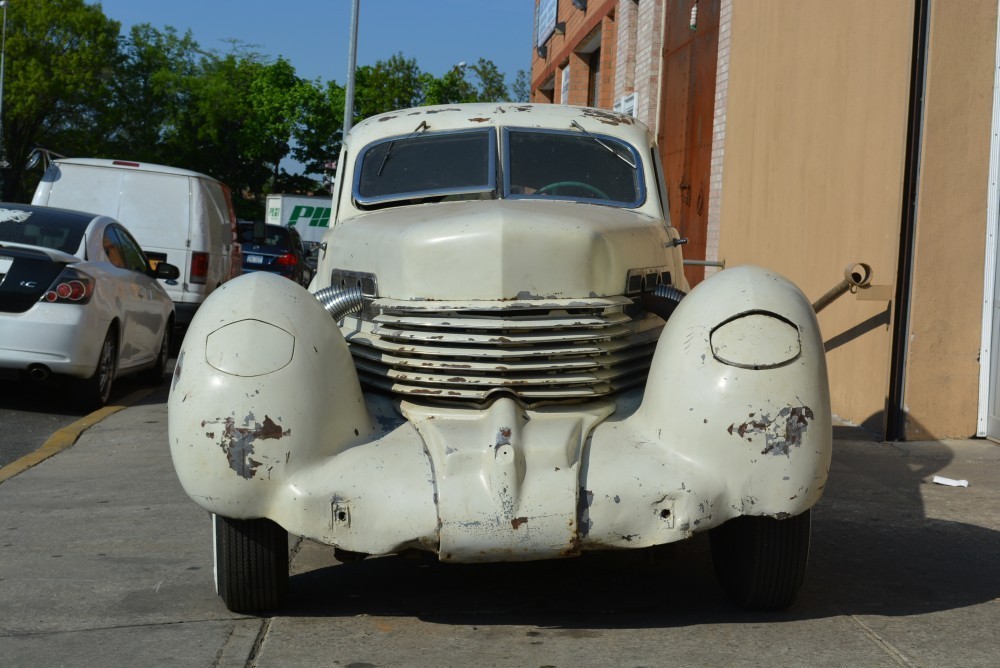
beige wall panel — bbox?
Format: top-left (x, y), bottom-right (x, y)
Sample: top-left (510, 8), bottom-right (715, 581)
top-left (903, 0), bottom-right (997, 439)
top-left (718, 0), bottom-right (914, 432)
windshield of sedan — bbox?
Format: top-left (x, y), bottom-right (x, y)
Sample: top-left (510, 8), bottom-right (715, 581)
top-left (0, 207), bottom-right (87, 254)
top-left (353, 126), bottom-right (643, 209)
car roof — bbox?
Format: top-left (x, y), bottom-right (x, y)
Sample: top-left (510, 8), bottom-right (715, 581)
top-left (0, 202), bottom-right (103, 228)
top-left (346, 103), bottom-right (653, 151)
top-left (50, 158), bottom-right (220, 182)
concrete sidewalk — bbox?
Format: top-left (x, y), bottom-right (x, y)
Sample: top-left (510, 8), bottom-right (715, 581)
top-left (1, 387), bottom-right (999, 667)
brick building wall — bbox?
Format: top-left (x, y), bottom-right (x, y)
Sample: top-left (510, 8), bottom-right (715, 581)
top-left (706, 0), bottom-right (731, 276)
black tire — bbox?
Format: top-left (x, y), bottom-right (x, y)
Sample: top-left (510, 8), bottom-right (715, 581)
top-left (710, 509), bottom-right (811, 611)
top-left (77, 327), bottom-right (118, 411)
top-left (214, 514), bottom-right (289, 613)
top-left (140, 320), bottom-right (171, 385)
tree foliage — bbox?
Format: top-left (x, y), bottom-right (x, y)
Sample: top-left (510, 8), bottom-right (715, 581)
top-left (1, 0), bottom-right (120, 199)
top-left (1, 1), bottom-right (524, 211)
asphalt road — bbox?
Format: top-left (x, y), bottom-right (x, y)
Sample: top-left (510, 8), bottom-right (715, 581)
top-left (2, 382), bottom-right (1000, 666)
top-left (0, 379), bottom-right (90, 467)
top-left (0, 372), bottom-right (165, 468)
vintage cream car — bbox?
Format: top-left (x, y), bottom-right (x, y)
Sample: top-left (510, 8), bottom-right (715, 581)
top-left (168, 103), bottom-right (831, 613)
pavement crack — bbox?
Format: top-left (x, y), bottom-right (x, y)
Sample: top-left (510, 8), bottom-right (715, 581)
top-left (849, 615), bottom-right (916, 667)
top-left (245, 617), bottom-right (271, 668)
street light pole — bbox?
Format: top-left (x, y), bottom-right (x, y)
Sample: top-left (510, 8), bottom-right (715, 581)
top-left (343, 0), bottom-right (359, 135)
top-left (0, 0), bottom-right (9, 169)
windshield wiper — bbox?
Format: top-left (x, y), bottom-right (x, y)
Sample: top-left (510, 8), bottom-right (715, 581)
top-left (377, 120), bottom-right (430, 176)
top-left (570, 120), bottom-right (636, 169)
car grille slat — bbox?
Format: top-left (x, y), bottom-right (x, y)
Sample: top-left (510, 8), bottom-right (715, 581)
top-left (341, 298), bottom-right (662, 404)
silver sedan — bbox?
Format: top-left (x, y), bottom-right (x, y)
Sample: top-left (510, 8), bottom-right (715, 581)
top-left (0, 203), bottom-right (179, 409)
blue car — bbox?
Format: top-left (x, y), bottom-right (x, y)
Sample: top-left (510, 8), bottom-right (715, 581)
top-left (237, 222), bottom-right (310, 287)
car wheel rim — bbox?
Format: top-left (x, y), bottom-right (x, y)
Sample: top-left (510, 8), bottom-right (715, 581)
top-left (97, 337), bottom-right (116, 401)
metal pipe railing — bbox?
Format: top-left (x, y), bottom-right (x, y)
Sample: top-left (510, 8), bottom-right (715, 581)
top-left (812, 263), bottom-right (874, 314)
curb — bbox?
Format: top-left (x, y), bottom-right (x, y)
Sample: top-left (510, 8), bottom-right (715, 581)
top-left (0, 387), bottom-right (158, 484)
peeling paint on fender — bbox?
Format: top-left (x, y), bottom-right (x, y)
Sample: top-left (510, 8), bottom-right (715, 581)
top-left (728, 405), bottom-right (815, 456)
top-left (205, 414), bottom-right (292, 479)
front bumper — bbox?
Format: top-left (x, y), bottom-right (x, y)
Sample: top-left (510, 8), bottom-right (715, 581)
top-left (169, 269), bottom-right (832, 562)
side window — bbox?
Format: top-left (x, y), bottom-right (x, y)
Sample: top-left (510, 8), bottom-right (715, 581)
top-left (102, 228), bottom-right (127, 269)
top-left (650, 148), bottom-right (672, 226)
top-left (110, 226), bottom-right (150, 273)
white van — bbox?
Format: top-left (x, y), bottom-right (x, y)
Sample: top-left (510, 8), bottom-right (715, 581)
top-left (32, 158), bottom-right (240, 327)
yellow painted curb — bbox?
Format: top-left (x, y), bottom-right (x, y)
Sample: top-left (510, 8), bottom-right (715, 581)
top-left (0, 387), bottom-right (158, 484)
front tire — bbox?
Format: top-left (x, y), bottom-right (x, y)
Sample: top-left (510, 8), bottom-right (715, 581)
top-left (214, 514), bottom-right (289, 613)
top-left (710, 509), bottom-right (811, 610)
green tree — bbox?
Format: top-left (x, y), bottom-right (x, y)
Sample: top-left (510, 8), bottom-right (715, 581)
top-left (512, 69), bottom-right (530, 103)
top-left (292, 79), bottom-right (345, 191)
top-left (100, 24), bottom-right (201, 162)
top-left (423, 63), bottom-right (478, 106)
top-left (351, 53), bottom-right (424, 123)
top-left (468, 58), bottom-right (509, 102)
top-left (1, 0), bottom-right (120, 200)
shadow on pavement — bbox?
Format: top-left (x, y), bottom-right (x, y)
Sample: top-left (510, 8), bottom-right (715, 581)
top-left (274, 426), bottom-right (1000, 627)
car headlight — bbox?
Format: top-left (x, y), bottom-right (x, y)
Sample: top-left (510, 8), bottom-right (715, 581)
top-left (206, 319), bottom-right (294, 376)
top-left (710, 311), bottom-right (801, 370)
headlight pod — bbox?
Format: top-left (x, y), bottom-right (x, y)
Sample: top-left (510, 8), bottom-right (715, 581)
top-left (206, 319), bottom-right (294, 376)
top-left (710, 311), bottom-right (801, 370)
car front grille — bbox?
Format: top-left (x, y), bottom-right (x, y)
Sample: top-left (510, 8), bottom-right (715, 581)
top-left (340, 296), bottom-right (662, 403)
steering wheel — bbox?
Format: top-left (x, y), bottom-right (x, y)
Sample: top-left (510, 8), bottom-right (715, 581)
top-left (535, 181), bottom-right (611, 200)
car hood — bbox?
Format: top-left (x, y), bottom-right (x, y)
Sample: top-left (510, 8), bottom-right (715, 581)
top-left (324, 200), bottom-right (678, 301)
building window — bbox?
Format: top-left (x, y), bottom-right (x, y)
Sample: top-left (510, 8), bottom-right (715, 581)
top-left (588, 49), bottom-right (601, 107)
top-left (560, 64), bottom-right (571, 104)
top-left (614, 93), bottom-right (638, 117)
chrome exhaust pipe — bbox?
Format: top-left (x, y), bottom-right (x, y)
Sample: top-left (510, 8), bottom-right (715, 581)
top-left (27, 364), bottom-right (51, 381)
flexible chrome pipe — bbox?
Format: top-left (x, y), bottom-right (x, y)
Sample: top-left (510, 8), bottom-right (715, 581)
top-left (313, 285), bottom-right (365, 321)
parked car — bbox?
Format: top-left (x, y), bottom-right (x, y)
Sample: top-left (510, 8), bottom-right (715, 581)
top-left (237, 222), bottom-right (310, 286)
top-left (169, 104), bottom-right (832, 614)
top-left (32, 158), bottom-right (241, 330)
top-left (0, 203), bottom-right (179, 409)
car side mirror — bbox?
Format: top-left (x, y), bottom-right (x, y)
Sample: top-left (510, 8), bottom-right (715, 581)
top-left (153, 262), bottom-right (181, 280)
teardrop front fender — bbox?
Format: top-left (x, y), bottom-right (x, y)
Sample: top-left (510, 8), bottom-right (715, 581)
top-left (635, 265), bottom-right (832, 518)
top-left (168, 272), bottom-right (374, 518)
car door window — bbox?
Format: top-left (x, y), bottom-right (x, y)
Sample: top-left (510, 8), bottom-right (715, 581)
top-left (102, 228), bottom-right (127, 268)
top-left (109, 226), bottom-right (150, 273)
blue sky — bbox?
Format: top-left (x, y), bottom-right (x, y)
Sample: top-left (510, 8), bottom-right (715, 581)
top-left (89, 0), bottom-right (537, 87)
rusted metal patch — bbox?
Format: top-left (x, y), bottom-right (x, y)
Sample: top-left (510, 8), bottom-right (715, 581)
top-left (580, 108), bottom-right (635, 126)
top-left (204, 413), bottom-right (291, 479)
top-left (469, 117), bottom-right (490, 123)
top-left (578, 489), bottom-right (594, 536)
top-left (727, 405), bottom-right (814, 456)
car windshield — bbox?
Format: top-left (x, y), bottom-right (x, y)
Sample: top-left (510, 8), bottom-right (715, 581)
top-left (239, 224), bottom-right (291, 249)
top-left (353, 126), bottom-right (642, 209)
top-left (505, 129), bottom-right (643, 206)
top-left (355, 128), bottom-right (496, 206)
top-left (0, 207), bottom-right (88, 255)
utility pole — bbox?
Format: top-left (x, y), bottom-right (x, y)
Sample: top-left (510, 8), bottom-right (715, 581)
top-left (343, 0), bottom-right (359, 135)
top-left (0, 0), bottom-right (9, 170)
